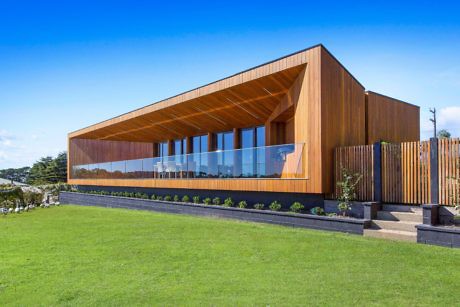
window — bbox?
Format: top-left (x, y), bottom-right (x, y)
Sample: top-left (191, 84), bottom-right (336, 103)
top-left (191, 135), bottom-right (208, 177)
top-left (158, 142), bottom-right (169, 158)
top-left (174, 139), bottom-right (186, 156)
top-left (216, 131), bottom-right (234, 177)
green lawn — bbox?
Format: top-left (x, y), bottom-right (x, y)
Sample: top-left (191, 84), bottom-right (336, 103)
top-left (1, 205), bottom-right (459, 306)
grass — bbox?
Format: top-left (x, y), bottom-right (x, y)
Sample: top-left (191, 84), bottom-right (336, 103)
top-left (1, 205), bottom-right (459, 306)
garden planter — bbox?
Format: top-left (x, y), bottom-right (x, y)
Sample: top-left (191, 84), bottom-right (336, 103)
top-left (60, 192), bottom-right (371, 235)
top-left (416, 224), bottom-right (460, 248)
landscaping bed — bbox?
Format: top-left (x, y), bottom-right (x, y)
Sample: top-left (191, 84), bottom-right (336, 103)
top-left (60, 192), bottom-right (371, 235)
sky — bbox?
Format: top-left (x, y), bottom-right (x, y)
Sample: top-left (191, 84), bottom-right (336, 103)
top-left (1, 0), bottom-right (459, 169)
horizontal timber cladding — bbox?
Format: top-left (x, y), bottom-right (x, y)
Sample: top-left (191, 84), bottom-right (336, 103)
top-left (439, 138), bottom-right (460, 205)
top-left (69, 138), bottom-right (154, 166)
top-left (68, 178), bottom-right (310, 193)
top-left (334, 145), bottom-right (374, 201)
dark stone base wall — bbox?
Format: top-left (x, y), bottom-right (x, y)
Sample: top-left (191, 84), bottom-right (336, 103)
top-left (417, 225), bottom-right (460, 248)
top-left (60, 192), bottom-right (369, 235)
top-left (75, 185), bottom-right (324, 211)
top-left (324, 200), bottom-right (365, 218)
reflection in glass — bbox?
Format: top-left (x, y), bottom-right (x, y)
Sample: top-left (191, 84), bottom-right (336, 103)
top-left (72, 142), bottom-right (303, 180)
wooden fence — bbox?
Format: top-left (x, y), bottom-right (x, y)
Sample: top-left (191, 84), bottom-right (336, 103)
top-left (334, 145), bottom-right (374, 201)
top-left (439, 138), bottom-right (460, 205)
top-left (334, 138), bottom-right (459, 206)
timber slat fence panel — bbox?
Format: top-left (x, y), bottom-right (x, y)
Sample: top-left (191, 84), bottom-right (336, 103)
top-left (399, 141), bottom-right (430, 204)
top-left (334, 145), bottom-right (374, 201)
top-left (381, 143), bottom-right (402, 203)
top-left (439, 138), bottom-right (460, 205)
top-left (335, 141), bottom-right (431, 204)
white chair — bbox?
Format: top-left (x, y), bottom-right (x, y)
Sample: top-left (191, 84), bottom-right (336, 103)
top-left (156, 162), bottom-right (164, 178)
top-left (166, 161), bottom-right (177, 178)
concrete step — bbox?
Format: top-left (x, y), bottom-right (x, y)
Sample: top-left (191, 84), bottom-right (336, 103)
top-left (364, 228), bottom-right (417, 242)
top-left (371, 220), bottom-right (419, 232)
top-left (381, 204), bottom-right (422, 213)
top-left (376, 211), bottom-right (422, 223)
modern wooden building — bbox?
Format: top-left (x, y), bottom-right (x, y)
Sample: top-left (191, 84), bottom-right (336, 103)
top-left (68, 44), bottom-right (420, 204)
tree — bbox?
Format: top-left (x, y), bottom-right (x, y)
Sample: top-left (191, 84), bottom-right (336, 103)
top-left (437, 129), bottom-right (451, 139)
top-left (0, 167), bottom-right (30, 183)
top-left (27, 152), bottom-right (67, 185)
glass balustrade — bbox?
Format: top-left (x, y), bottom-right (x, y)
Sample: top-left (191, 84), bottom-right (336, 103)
top-left (71, 143), bottom-right (305, 180)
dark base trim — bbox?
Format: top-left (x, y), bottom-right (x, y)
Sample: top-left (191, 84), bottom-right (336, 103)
top-left (60, 192), bottom-right (370, 235)
top-left (416, 224), bottom-right (460, 248)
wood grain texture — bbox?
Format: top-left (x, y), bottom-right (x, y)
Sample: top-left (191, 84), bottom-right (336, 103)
top-left (68, 178), bottom-right (310, 193)
top-left (366, 91), bottom-right (420, 144)
top-left (439, 138), bottom-right (460, 205)
top-left (69, 139), bottom-right (154, 171)
top-left (320, 48), bottom-right (366, 194)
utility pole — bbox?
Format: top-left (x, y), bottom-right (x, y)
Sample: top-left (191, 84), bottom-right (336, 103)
top-left (429, 108), bottom-right (437, 138)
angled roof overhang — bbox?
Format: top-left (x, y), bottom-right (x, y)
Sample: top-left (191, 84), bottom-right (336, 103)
top-left (69, 46), bottom-right (315, 143)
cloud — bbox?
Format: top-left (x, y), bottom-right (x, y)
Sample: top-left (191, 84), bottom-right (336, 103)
top-left (0, 129), bottom-right (15, 147)
top-left (438, 106), bottom-right (460, 130)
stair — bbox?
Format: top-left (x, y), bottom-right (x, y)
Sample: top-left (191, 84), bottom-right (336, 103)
top-left (364, 205), bottom-right (422, 242)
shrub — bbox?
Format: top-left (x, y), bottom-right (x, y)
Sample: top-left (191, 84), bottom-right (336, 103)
top-left (156, 195), bottom-right (163, 201)
top-left (269, 201), bottom-right (281, 211)
top-left (212, 197), bottom-right (221, 206)
top-left (182, 195), bottom-right (190, 203)
top-left (23, 190), bottom-right (43, 206)
top-left (290, 202), bottom-right (304, 213)
top-left (254, 203), bottom-right (264, 210)
top-left (123, 192), bottom-right (130, 197)
top-left (237, 200), bottom-right (247, 208)
top-left (150, 194), bottom-right (156, 200)
top-left (193, 196), bottom-right (200, 204)
top-left (173, 195), bottom-right (180, 202)
top-left (223, 197), bottom-right (234, 207)
top-left (164, 195), bottom-right (172, 201)
top-left (336, 167), bottom-right (362, 216)
top-left (310, 206), bottom-right (325, 216)
top-left (134, 192), bottom-right (142, 198)
top-left (111, 192), bottom-right (117, 196)
top-left (203, 197), bottom-right (212, 205)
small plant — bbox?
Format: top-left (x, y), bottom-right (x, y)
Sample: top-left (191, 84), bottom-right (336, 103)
top-left (327, 212), bottom-right (337, 217)
top-left (290, 202), bottom-right (304, 213)
top-left (156, 195), bottom-right (163, 201)
top-left (237, 200), bottom-right (247, 208)
top-left (223, 197), bottom-right (234, 207)
top-left (141, 193), bottom-right (149, 199)
top-left (150, 194), bottom-right (156, 200)
top-left (164, 195), bottom-right (172, 201)
top-left (269, 201), bottom-right (281, 211)
top-left (173, 195), bottom-right (180, 202)
top-left (203, 197), bottom-right (212, 205)
top-left (336, 167), bottom-right (362, 217)
top-left (254, 203), bottom-right (265, 210)
top-left (212, 197), bottom-right (221, 206)
top-left (310, 206), bottom-right (325, 216)
top-left (193, 196), bottom-right (200, 204)
top-left (182, 195), bottom-right (190, 203)
top-left (134, 192), bottom-right (143, 198)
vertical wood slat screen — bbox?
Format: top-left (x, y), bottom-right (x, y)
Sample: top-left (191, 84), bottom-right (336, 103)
top-left (439, 138), bottom-right (460, 205)
top-left (395, 141), bottom-right (431, 204)
top-left (334, 145), bottom-right (374, 201)
top-left (334, 141), bottom-right (431, 204)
